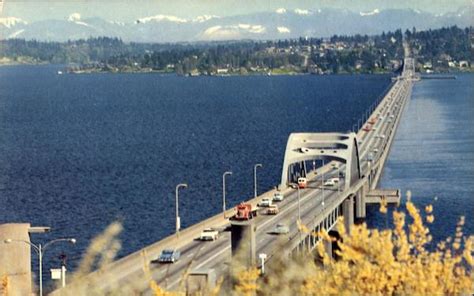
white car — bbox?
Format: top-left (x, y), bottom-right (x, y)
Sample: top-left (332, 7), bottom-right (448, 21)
top-left (259, 198), bottom-right (272, 207)
top-left (199, 228), bottom-right (219, 241)
top-left (273, 192), bottom-right (284, 202)
top-left (323, 177), bottom-right (339, 187)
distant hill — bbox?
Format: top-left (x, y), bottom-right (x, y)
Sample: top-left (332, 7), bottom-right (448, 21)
top-left (1, 7), bottom-right (472, 42)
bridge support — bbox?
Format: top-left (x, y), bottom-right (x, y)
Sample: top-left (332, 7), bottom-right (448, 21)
top-left (343, 196), bottom-right (354, 233)
top-left (230, 221), bottom-right (257, 268)
top-left (355, 183), bottom-right (368, 218)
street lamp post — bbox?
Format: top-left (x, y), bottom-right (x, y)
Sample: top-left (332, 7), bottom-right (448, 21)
top-left (4, 238), bottom-right (76, 296)
top-left (322, 160), bottom-right (325, 208)
top-left (338, 164), bottom-right (341, 193)
top-left (253, 164), bottom-right (262, 198)
top-left (222, 171), bottom-right (232, 218)
top-left (175, 183), bottom-right (188, 237)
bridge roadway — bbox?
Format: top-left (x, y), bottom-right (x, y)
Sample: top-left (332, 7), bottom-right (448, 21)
top-left (52, 61), bottom-right (414, 295)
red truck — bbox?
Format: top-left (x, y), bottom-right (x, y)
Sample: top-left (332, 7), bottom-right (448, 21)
top-left (233, 203), bottom-right (258, 220)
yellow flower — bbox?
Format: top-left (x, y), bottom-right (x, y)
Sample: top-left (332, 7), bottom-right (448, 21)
top-left (426, 215), bottom-right (434, 223)
top-left (425, 204), bottom-right (433, 214)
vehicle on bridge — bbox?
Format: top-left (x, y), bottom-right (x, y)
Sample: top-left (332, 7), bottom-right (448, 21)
top-left (266, 205), bottom-right (279, 215)
top-left (363, 125), bottom-right (372, 131)
top-left (233, 203), bottom-right (258, 220)
top-left (259, 198), bottom-right (273, 207)
top-left (157, 249), bottom-right (181, 263)
top-left (368, 117), bottom-right (377, 124)
top-left (271, 223), bottom-right (290, 234)
top-left (297, 177), bottom-right (307, 188)
top-left (199, 228), bottom-right (219, 241)
top-left (323, 177), bottom-right (339, 187)
top-left (272, 192), bottom-right (284, 202)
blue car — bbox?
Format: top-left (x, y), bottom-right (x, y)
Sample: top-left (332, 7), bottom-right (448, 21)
top-left (158, 249), bottom-right (181, 263)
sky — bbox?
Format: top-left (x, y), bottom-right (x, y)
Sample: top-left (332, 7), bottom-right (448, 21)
top-left (1, 0), bottom-right (472, 22)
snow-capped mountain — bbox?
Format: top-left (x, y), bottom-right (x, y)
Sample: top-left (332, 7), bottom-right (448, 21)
top-left (1, 8), bottom-right (472, 43)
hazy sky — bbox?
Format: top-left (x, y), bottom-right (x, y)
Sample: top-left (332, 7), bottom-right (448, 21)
top-left (2, 0), bottom-right (472, 22)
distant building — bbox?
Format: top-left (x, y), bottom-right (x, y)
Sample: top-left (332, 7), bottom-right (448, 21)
top-left (217, 68), bottom-right (229, 74)
top-left (423, 62), bottom-right (433, 69)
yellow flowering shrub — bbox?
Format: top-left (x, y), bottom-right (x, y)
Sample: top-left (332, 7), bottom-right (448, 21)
top-left (300, 201), bottom-right (473, 295)
top-left (60, 199), bottom-right (472, 296)
top-left (1, 275), bottom-right (8, 296)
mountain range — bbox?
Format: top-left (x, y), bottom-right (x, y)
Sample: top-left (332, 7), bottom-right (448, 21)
top-left (1, 7), bottom-right (472, 43)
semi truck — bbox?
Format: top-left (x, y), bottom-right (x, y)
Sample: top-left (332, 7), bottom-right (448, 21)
top-left (233, 203), bottom-right (258, 220)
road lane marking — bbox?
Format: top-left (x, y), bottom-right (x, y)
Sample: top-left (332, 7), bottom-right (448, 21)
top-left (167, 245), bottom-right (231, 289)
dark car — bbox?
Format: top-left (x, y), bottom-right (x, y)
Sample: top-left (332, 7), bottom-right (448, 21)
top-left (157, 249), bottom-right (181, 263)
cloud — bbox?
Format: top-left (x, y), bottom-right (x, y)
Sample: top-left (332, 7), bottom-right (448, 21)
top-left (67, 12), bottom-right (92, 27)
top-left (360, 9), bottom-right (380, 16)
top-left (136, 14), bottom-right (187, 24)
top-left (0, 17), bottom-right (28, 28)
top-left (193, 15), bottom-right (220, 23)
top-left (237, 23), bottom-right (265, 33)
top-left (275, 8), bottom-right (287, 14)
top-left (8, 29), bottom-right (25, 38)
top-left (277, 26), bottom-right (290, 33)
top-left (294, 8), bottom-right (311, 15)
top-left (201, 23), bottom-right (266, 40)
top-left (67, 12), bottom-right (81, 22)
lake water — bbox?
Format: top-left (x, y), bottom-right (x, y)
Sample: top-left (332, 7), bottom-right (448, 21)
top-left (0, 66), bottom-right (472, 285)
top-left (0, 65), bottom-right (390, 273)
top-left (368, 73), bottom-right (474, 242)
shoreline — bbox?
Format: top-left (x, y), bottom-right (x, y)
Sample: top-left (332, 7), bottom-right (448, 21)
top-left (1, 62), bottom-right (472, 76)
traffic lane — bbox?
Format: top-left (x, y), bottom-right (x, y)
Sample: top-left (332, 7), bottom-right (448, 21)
top-left (154, 81), bottom-right (408, 289)
top-left (257, 188), bottom-right (340, 257)
top-left (153, 233), bottom-right (231, 288)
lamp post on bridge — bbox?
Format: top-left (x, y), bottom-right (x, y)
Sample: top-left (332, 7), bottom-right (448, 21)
top-left (175, 183), bottom-right (188, 237)
top-left (338, 164), bottom-right (341, 194)
top-left (222, 171), bottom-right (232, 218)
top-left (4, 238), bottom-right (76, 296)
top-left (321, 159), bottom-right (325, 209)
top-left (253, 164), bottom-right (262, 198)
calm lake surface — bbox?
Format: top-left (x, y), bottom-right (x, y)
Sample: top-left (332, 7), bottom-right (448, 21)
top-left (368, 73), bottom-right (474, 242)
top-left (0, 66), bottom-right (472, 280)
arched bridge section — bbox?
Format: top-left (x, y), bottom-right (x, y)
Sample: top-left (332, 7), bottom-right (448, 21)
top-left (280, 132), bottom-right (361, 190)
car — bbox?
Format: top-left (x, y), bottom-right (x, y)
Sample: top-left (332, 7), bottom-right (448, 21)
top-left (271, 223), bottom-right (290, 234)
top-left (297, 177), bottom-right (307, 188)
top-left (259, 198), bottom-right (272, 207)
top-left (323, 177), bottom-right (339, 187)
top-left (199, 228), bottom-right (219, 241)
top-left (266, 205), bottom-right (279, 215)
top-left (157, 249), bottom-right (181, 263)
top-left (273, 192), bottom-right (284, 202)
top-left (338, 171), bottom-right (345, 179)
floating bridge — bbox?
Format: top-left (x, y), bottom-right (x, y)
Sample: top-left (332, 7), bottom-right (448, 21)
top-left (48, 57), bottom-right (417, 294)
